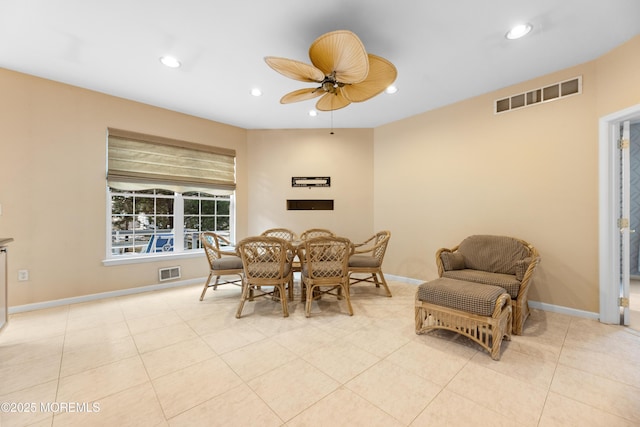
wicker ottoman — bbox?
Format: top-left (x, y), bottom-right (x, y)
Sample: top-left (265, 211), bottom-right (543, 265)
top-left (415, 278), bottom-right (512, 360)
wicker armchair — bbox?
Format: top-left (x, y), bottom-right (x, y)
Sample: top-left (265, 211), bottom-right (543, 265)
top-left (300, 236), bottom-right (354, 317)
top-left (199, 232), bottom-right (243, 301)
top-left (436, 235), bottom-right (541, 335)
top-left (235, 236), bottom-right (295, 318)
top-left (348, 230), bottom-right (392, 297)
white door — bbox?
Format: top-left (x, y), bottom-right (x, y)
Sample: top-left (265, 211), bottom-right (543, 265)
top-left (620, 120), bottom-right (631, 325)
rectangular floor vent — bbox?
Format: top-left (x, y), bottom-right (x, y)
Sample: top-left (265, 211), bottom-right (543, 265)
top-left (495, 76), bottom-right (581, 114)
top-left (159, 266), bottom-right (181, 282)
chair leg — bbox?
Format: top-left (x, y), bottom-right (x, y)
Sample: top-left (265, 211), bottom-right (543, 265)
top-left (305, 283), bottom-right (313, 318)
top-left (378, 272), bottom-right (392, 297)
top-left (371, 273), bottom-right (380, 288)
top-left (279, 284), bottom-right (289, 317)
top-left (213, 275), bottom-right (223, 290)
top-left (342, 283), bottom-right (354, 316)
top-left (199, 272), bottom-right (214, 301)
top-left (235, 280), bottom-right (250, 319)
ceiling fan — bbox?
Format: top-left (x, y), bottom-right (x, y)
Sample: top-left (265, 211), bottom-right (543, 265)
top-left (264, 30), bottom-right (397, 111)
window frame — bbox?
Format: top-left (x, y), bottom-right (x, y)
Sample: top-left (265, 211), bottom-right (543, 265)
top-left (103, 188), bottom-right (235, 266)
top-left (103, 129), bottom-right (236, 266)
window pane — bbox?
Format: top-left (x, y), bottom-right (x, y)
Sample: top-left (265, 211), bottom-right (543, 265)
top-left (216, 216), bottom-right (230, 231)
top-left (184, 231), bottom-right (199, 250)
top-left (156, 198), bottom-right (174, 215)
top-left (184, 216), bottom-right (200, 230)
top-left (201, 199), bottom-right (216, 214)
top-left (217, 200), bottom-right (230, 215)
top-left (201, 217), bottom-right (216, 231)
top-left (112, 196), bottom-right (133, 214)
top-left (112, 215), bottom-right (133, 231)
top-left (154, 216), bottom-right (173, 230)
top-left (184, 199), bottom-right (199, 215)
top-left (134, 198), bottom-right (155, 214)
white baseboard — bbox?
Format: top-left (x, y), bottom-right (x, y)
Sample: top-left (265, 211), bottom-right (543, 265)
top-left (527, 300), bottom-right (599, 320)
top-left (8, 278), bottom-right (203, 314)
top-left (385, 274), bottom-right (425, 285)
top-left (9, 274), bottom-right (601, 322)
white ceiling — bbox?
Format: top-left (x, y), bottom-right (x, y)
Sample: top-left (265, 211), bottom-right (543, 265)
top-left (1, 0), bottom-right (639, 130)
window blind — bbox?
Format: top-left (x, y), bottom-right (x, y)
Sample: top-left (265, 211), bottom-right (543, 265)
top-left (107, 128), bottom-right (236, 195)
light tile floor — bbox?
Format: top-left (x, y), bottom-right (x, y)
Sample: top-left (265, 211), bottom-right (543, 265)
top-left (1, 280), bottom-right (639, 426)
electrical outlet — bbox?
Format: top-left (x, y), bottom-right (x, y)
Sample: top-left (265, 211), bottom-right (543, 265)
top-left (18, 270), bottom-right (29, 281)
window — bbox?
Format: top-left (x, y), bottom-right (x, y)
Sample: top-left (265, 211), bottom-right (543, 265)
top-left (106, 129), bottom-right (235, 259)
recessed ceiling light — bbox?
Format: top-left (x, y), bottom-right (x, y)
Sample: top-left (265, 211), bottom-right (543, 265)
top-left (385, 85), bottom-right (398, 94)
top-left (159, 56), bottom-right (181, 68)
top-left (506, 23), bottom-right (533, 40)
top-left (250, 88), bottom-right (262, 97)
top-left (308, 110), bottom-right (318, 117)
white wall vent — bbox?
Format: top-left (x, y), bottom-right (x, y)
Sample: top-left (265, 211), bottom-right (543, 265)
top-left (159, 266), bottom-right (181, 282)
top-left (495, 76), bottom-right (582, 114)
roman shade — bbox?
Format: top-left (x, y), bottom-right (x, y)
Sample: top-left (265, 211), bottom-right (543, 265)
top-left (107, 128), bottom-right (236, 195)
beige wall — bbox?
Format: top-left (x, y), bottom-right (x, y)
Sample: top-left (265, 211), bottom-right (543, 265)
top-left (246, 129), bottom-right (374, 242)
top-left (0, 69), bottom-right (247, 306)
top-left (374, 35), bottom-right (640, 313)
top-left (2, 35), bottom-right (639, 312)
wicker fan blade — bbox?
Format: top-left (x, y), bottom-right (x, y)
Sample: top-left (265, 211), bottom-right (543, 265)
top-left (280, 88), bottom-right (324, 104)
top-left (309, 30), bottom-right (369, 84)
top-left (342, 54), bottom-right (397, 103)
top-left (264, 56), bottom-right (325, 83)
top-left (316, 90), bottom-right (351, 111)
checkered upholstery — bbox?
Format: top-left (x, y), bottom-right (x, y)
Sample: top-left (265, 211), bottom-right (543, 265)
top-left (417, 278), bottom-right (506, 317)
top-left (456, 235), bottom-right (530, 275)
top-left (442, 269), bottom-right (520, 298)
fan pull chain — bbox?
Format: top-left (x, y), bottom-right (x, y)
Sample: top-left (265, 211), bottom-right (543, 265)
top-left (330, 109), bottom-right (334, 135)
top-left (329, 96), bottom-right (335, 135)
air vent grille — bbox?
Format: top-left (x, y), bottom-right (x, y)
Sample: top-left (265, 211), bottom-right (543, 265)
top-left (495, 76), bottom-right (581, 114)
top-left (159, 266), bottom-right (181, 282)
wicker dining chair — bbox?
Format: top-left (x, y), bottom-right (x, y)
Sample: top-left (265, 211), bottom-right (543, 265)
top-left (235, 236), bottom-right (295, 318)
top-left (199, 232), bottom-right (243, 301)
top-left (261, 228), bottom-right (298, 241)
top-left (348, 230), bottom-right (392, 297)
top-left (299, 228), bottom-right (335, 240)
top-left (300, 236), bottom-right (354, 317)
top-left (262, 228), bottom-right (301, 288)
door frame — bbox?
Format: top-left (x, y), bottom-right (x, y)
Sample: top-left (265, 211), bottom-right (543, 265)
top-left (599, 103), bottom-right (640, 324)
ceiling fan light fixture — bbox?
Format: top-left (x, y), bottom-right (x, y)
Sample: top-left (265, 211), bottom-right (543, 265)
top-left (385, 85), bottom-right (398, 94)
top-left (265, 30), bottom-right (397, 111)
top-left (506, 23), bottom-right (533, 40)
top-left (308, 110), bottom-right (318, 117)
top-left (250, 88), bottom-right (263, 97)
top-left (159, 56), bottom-right (181, 68)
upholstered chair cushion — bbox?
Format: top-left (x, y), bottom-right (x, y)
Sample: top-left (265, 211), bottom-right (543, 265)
top-left (457, 235), bottom-right (530, 275)
top-left (417, 279), bottom-right (506, 317)
top-left (348, 254), bottom-right (380, 268)
top-left (440, 252), bottom-right (465, 271)
top-left (442, 269), bottom-right (521, 299)
top-left (212, 256), bottom-right (243, 270)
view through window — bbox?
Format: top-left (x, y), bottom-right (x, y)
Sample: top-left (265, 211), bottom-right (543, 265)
top-left (110, 189), bottom-right (231, 256)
